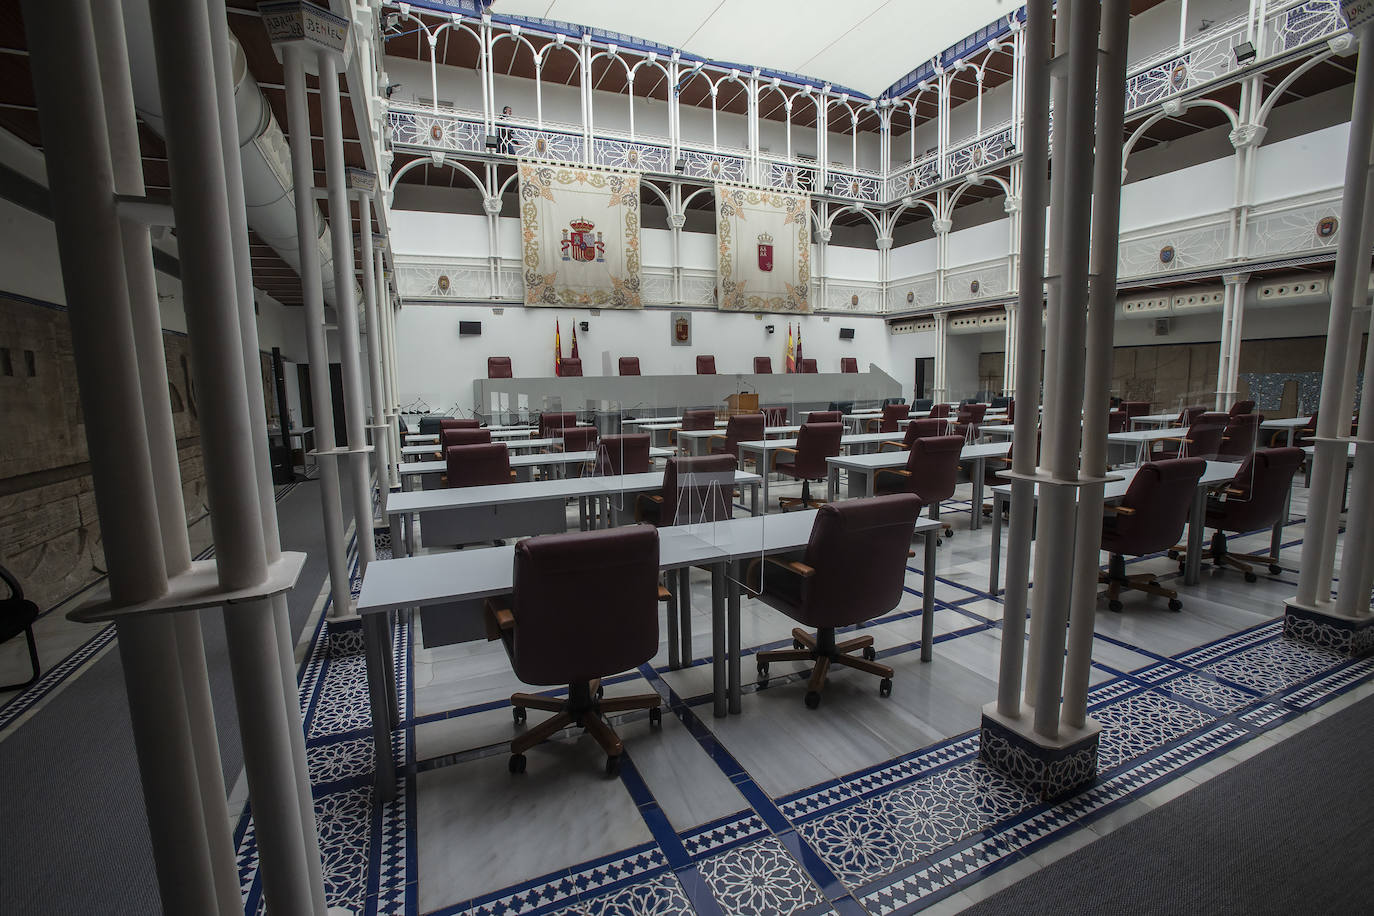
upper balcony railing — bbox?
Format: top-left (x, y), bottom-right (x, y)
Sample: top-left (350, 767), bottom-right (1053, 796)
top-left (384, 0), bottom-right (1347, 207)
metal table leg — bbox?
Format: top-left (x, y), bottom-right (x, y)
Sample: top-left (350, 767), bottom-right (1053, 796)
top-left (1185, 485), bottom-right (1206, 585)
top-left (728, 560), bottom-right (742, 714)
top-left (827, 464), bottom-right (839, 502)
top-left (711, 563), bottom-right (727, 718)
top-left (971, 457), bottom-right (985, 530)
top-left (921, 529), bottom-right (938, 662)
top-left (364, 613), bottom-right (396, 801)
top-left (666, 569), bottom-right (681, 670)
top-left (990, 492), bottom-right (1004, 595)
top-left (678, 567), bottom-right (693, 665)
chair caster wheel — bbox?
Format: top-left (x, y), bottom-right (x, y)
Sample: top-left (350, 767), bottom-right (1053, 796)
top-left (793, 639), bottom-right (805, 650)
top-left (1108, 600), bottom-right (1123, 613)
top-left (879, 678), bottom-right (892, 698)
top-left (1269, 564), bottom-right (1282, 575)
top-left (862, 646), bottom-right (877, 661)
top-left (1168, 598), bottom-right (1183, 612)
top-left (512, 706), bottom-right (526, 724)
top-left (804, 691), bottom-right (821, 709)
top-left (595, 684), bottom-right (604, 700)
top-left (649, 706), bottom-right (662, 727)
top-left (508, 754), bottom-right (527, 774)
top-left (1178, 562), bottom-right (1186, 574)
top-left (1167, 550), bottom-right (1179, 560)
top-left (1244, 571), bottom-right (1258, 583)
top-left (605, 755), bottom-right (621, 777)
top-left (756, 661), bottom-right (769, 687)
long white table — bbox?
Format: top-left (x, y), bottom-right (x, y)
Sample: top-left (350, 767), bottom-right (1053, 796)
top-left (385, 469), bottom-right (764, 555)
top-left (738, 431), bottom-right (917, 510)
top-left (1129, 412), bottom-right (1183, 430)
top-left (1261, 416), bottom-right (1314, 446)
top-left (986, 460), bottom-right (1242, 595)
top-left (402, 436), bottom-right (582, 461)
top-left (399, 447), bottom-right (676, 489)
top-left (675, 424), bottom-right (801, 456)
top-left (355, 508), bottom-right (942, 797)
top-left (825, 441), bottom-right (1012, 530)
top-left (1106, 427), bottom-right (1193, 466)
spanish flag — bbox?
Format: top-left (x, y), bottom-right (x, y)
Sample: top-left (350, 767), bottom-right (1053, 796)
top-left (785, 323), bottom-right (795, 373)
top-left (554, 319), bottom-right (563, 377)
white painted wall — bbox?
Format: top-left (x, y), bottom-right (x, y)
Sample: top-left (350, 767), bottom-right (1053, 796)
top-left (393, 303), bottom-right (897, 413)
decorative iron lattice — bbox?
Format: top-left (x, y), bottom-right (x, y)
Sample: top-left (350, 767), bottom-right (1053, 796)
top-left (945, 124), bottom-right (1015, 179)
top-left (592, 137), bottom-right (672, 173)
top-left (395, 260), bottom-right (492, 299)
top-left (679, 148), bottom-right (749, 184)
top-left (827, 167), bottom-right (884, 204)
top-left (826, 282), bottom-right (885, 313)
top-left (640, 269), bottom-right (674, 304)
top-left (1117, 222), bottom-right (1231, 279)
top-left (944, 259), bottom-right (1010, 303)
top-left (1269, 0), bottom-right (1343, 54)
top-left (387, 106), bottom-right (483, 153)
top-left (761, 158), bottom-right (818, 194)
top-left (889, 276), bottom-right (939, 311)
top-left (1246, 196), bottom-right (1343, 260)
top-left (887, 154), bottom-right (941, 200)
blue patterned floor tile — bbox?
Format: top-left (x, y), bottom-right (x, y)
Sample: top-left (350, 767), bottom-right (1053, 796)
top-left (1092, 689), bottom-right (1215, 771)
top-left (1202, 637), bottom-right (1345, 696)
top-left (577, 872), bottom-right (694, 916)
top-left (1152, 671), bottom-right (1258, 715)
top-left (696, 835), bottom-right (824, 916)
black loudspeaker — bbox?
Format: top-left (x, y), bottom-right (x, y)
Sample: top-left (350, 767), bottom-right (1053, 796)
top-left (579, 321), bottom-right (590, 332)
top-left (838, 327), bottom-right (855, 340)
top-left (459, 320), bottom-right (483, 336)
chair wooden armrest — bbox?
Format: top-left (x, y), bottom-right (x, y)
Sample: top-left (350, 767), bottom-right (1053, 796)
top-left (705, 434), bottom-right (726, 449)
top-left (633, 492), bottom-right (663, 523)
top-left (874, 468), bottom-right (911, 482)
top-left (1102, 505), bottom-right (1136, 516)
top-left (657, 584), bottom-right (672, 602)
top-left (1225, 487), bottom-right (1247, 497)
top-left (878, 440), bottom-right (906, 452)
top-left (1159, 436), bottom-right (1192, 444)
top-left (766, 557), bottom-right (815, 578)
top-left (483, 597), bottom-right (515, 641)
top-left (907, 549), bottom-right (916, 558)
top-left (770, 446), bottom-right (799, 471)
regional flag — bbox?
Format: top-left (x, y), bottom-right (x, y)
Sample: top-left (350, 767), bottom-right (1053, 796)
top-left (555, 319), bottom-right (563, 376)
top-left (785, 323), bottom-right (795, 373)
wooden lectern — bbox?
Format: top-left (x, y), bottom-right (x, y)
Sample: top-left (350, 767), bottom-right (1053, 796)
top-left (724, 392), bottom-right (759, 417)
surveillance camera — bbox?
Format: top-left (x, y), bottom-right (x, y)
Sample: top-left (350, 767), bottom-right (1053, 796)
top-left (765, 324), bottom-right (775, 334)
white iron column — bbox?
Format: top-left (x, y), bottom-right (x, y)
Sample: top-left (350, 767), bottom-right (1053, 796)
top-left (320, 48), bottom-right (378, 574)
top-left (92, 2), bottom-right (241, 912)
top-left (358, 200), bottom-right (392, 486)
top-left (1215, 273), bottom-right (1249, 409)
top-left (1064, 0), bottom-right (1129, 728)
top-left (24, 2), bottom-right (219, 910)
top-left (1334, 302), bottom-right (1374, 616)
top-left (1295, 17), bottom-right (1374, 610)
top-left (379, 247), bottom-right (402, 489)
top-left (148, 1), bottom-right (326, 912)
top-left (932, 311), bottom-right (949, 405)
top-left (1000, 117), bottom-right (1046, 715)
top-left (280, 39), bottom-right (352, 616)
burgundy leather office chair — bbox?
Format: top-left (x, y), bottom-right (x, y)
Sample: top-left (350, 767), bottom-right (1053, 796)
top-left (840, 358), bottom-right (859, 374)
top-left (1115, 400), bottom-right (1150, 423)
top-left (708, 413), bottom-right (765, 462)
top-left (754, 357), bottom-right (773, 374)
top-left (618, 357), bottom-right (641, 376)
top-left (445, 442), bottom-right (513, 488)
top-left (1005, 399), bottom-right (1015, 422)
top-left (680, 409), bottom-right (717, 431)
top-left (486, 525), bottom-right (663, 775)
top-left (488, 356), bottom-right (513, 379)
top-left (1098, 457), bottom-right (1206, 612)
top-left (868, 402), bottom-right (910, 434)
top-left (559, 426), bottom-right (598, 452)
top-left (1216, 413), bottom-right (1260, 461)
top-left (560, 357), bottom-right (583, 377)
top-left (0, 563), bottom-right (41, 691)
top-left (1228, 399), bottom-right (1256, 417)
top-left (1173, 447), bottom-right (1303, 581)
top-left (696, 355), bottom-right (717, 374)
top-left (752, 495), bottom-right (921, 707)
top-left (636, 455), bottom-right (736, 526)
top-left (441, 427), bottom-right (492, 451)
top-left (762, 406), bottom-right (789, 426)
top-left (880, 417), bottom-right (949, 451)
top-left (595, 434), bottom-right (651, 475)
top-left (775, 422), bottom-right (844, 511)
top-left (928, 403), bottom-right (951, 419)
top-left (1156, 412), bottom-right (1227, 460)
top-left (439, 417), bottom-right (481, 430)
top-left (952, 403), bottom-right (988, 440)
top-left (799, 358), bottom-right (818, 374)
top-left (1291, 410), bottom-right (1319, 448)
top-left (805, 411), bottom-right (841, 424)
top-left (538, 411), bottom-right (579, 440)
top-left (874, 434), bottom-right (964, 540)
top-left (1175, 405), bottom-right (1206, 427)
top-left (1108, 411), bottom-right (1130, 434)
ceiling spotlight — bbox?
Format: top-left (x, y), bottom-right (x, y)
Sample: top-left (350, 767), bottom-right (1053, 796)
top-left (485, 134), bottom-right (500, 150)
top-left (1233, 41), bottom-right (1256, 64)
top-left (674, 159), bottom-right (686, 173)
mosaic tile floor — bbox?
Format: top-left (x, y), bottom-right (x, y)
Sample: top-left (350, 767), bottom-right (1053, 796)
top-left (231, 476), bottom-right (1373, 916)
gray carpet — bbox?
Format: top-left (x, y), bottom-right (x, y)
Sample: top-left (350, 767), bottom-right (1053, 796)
top-left (964, 693), bottom-right (1374, 916)
top-left (0, 479), bottom-right (342, 915)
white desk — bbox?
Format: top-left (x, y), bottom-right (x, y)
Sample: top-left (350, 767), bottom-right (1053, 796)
top-left (738, 431), bottom-right (914, 510)
top-left (842, 411), bottom-right (884, 433)
top-left (402, 436), bottom-right (579, 461)
top-left (399, 447), bottom-right (674, 489)
top-left (825, 441), bottom-right (1011, 530)
top-left (1107, 427), bottom-right (1191, 466)
top-left (637, 419), bottom-right (729, 449)
top-left (1261, 416), bottom-right (1314, 446)
top-left (986, 460), bottom-right (1242, 595)
top-left (1129, 412), bottom-right (1182, 430)
top-left (623, 415), bottom-right (683, 427)
top-left (385, 469), bottom-right (763, 555)
top-left (355, 509), bottom-right (943, 796)
top-left (675, 424), bottom-right (801, 456)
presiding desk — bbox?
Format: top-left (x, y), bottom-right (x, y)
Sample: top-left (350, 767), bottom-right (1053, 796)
top-left (825, 441), bottom-right (1011, 530)
top-left (986, 460), bottom-right (1242, 594)
top-left (355, 508), bottom-right (943, 799)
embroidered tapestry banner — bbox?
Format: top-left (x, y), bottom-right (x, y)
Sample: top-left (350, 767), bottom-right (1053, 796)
top-left (520, 162), bottom-right (642, 308)
top-left (715, 186), bottom-right (810, 312)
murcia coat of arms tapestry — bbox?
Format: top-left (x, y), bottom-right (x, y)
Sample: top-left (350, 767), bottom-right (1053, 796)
top-left (520, 162), bottom-right (642, 307)
top-left (715, 185), bottom-right (810, 312)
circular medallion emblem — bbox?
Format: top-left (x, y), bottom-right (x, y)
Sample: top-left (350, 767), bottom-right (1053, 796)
top-left (906, 291), bottom-right (915, 304)
top-left (851, 294), bottom-right (860, 307)
top-left (1159, 245), bottom-right (1176, 264)
top-left (534, 137), bottom-right (547, 154)
top-left (850, 180), bottom-right (860, 194)
top-left (1317, 216), bottom-right (1338, 238)
top-left (1170, 62), bottom-right (1188, 90)
top-left (907, 174), bottom-right (917, 190)
top-left (437, 275), bottom-right (450, 293)
top-left (710, 161), bottom-right (722, 177)
top-left (626, 148), bottom-right (640, 166)
top-left (430, 124), bottom-right (443, 142)
top-left (970, 279), bottom-right (981, 294)
top-left (972, 146), bottom-right (986, 167)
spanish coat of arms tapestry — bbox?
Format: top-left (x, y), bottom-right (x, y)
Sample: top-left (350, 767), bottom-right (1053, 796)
top-left (519, 162), bottom-right (642, 308)
top-left (715, 185), bottom-right (810, 313)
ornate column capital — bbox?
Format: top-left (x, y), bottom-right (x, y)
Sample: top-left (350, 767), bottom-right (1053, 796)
top-left (482, 196), bottom-right (503, 215)
top-left (1229, 123), bottom-right (1267, 150)
top-left (875, 236), bottom-right (892, 250)
top-left (932, 218), bottom-right (952, 235)
top-left (1002, 196), bottom-right (1020, 214)
top-left (667, 213), bottom-right (686, 230)
top-left (817, 228), bottom-right (833, 244)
